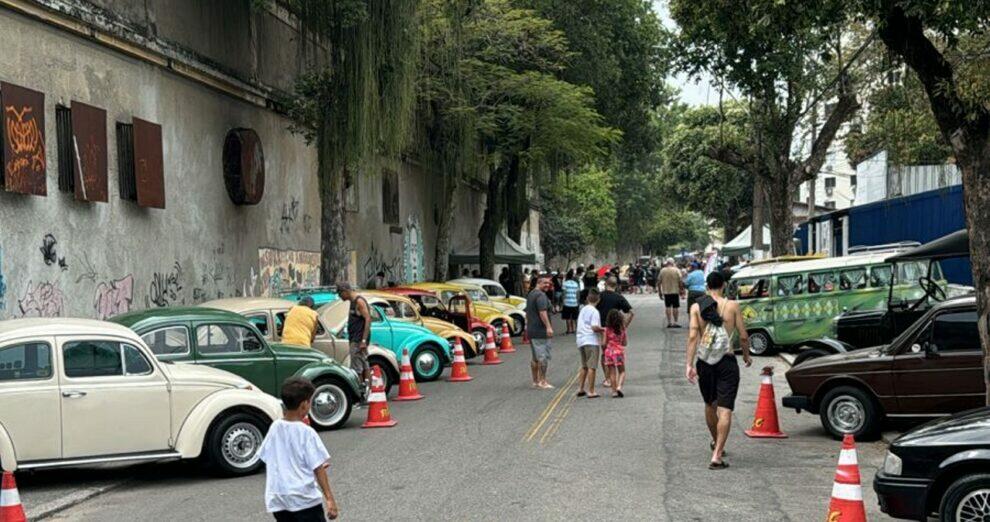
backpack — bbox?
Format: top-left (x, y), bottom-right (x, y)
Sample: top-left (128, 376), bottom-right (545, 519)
top-left (696, 296), bottom-right (731, 365)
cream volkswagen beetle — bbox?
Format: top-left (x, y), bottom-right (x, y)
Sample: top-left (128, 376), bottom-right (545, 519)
top-left (0, 318), bottom-right (282, 476)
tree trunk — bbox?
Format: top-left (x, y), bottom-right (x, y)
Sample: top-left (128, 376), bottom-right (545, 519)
top-left (433, 175), bottom-right (458, 281)
top-left (505, 155), bottom-right (529, 293)
top-left (478, 164), bottom-right (507, 279)
top-left (317, 120), bottom-right (348, 285)
top-left (957, 152), bottom-right (990, 404)
top-left (765, 174), bottom-right (797, 256)
top-left (751, 175), bottom-right (767, 257)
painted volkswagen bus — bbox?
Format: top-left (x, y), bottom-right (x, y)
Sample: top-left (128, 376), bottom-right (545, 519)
top-left (728, 250), bottom-right (942, 356)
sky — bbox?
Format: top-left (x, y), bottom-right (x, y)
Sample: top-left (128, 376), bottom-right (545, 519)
top-left (653, 0), bottom-right (722, 106)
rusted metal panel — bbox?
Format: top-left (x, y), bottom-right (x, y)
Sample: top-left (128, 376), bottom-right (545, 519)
top-left (70, 101), bottom-right (108, 202)
top-left (222, 128), bottom-right (265, 205)
top-left (132, 117), bottom-right (164, 209)
top-left (1, 82), bottom-right (47, 196)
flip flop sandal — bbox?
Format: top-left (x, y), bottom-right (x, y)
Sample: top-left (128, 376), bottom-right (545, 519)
top-left (616, 390), bottom-right (625, 398)
top-left (708, 461), bottom-right (730, 470)
top-left (576, 391), bottom-right (587, 397)
top-left (586, 393), bottom-right (601, 398)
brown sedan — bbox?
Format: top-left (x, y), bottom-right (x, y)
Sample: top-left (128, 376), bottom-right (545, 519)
top-left (782, 296), bottom-right (986, 440)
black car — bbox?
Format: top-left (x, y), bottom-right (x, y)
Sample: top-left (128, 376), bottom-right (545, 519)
top-left (874, 406), bottom-right (990, 521)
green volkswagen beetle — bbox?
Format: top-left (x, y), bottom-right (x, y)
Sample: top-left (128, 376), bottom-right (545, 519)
top-left (111, 307), bottom-right (364, 430)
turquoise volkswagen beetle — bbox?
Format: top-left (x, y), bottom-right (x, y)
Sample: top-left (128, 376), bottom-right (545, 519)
top-left (318, 299), bottom-right (453, 381)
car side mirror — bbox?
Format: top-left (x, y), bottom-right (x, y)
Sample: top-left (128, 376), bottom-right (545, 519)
top-left (923, 341), bottom-right (939, 358)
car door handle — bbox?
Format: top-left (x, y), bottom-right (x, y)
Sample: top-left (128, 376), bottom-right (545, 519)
top-left (61, 391), bottom-right (87, 399)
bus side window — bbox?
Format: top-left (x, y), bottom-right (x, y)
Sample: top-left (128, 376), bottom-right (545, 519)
top-left (809, 272), bottom-right (836, 294)
top-left (736, 278), bottom-right (768, 300)
top-left (870, 265), bottom-right (892, 287)
top-left (839, 268), bottom-right (866, 291)
top-left (777, 275), bottom-right (804, 296)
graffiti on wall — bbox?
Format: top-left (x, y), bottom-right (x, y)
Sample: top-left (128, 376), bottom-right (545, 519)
top-left (0, 247), bottom-right (6, 311)
top-left (258, 248), bottom-right (321, 297)
top-left (94, 275), bottom-right (134, 320)
top-left (403, 215), bottom-right (425, 283)
top-left (279, 197), bottom-right (300, 234)
top-left (147, 261), bottom-right (183, 308)
top-left (17, 280), bottom-right (65, 317)
top-left (362, 243), bottom-right (399, 284)
top-left (193, 243), bottom-right (229, 303)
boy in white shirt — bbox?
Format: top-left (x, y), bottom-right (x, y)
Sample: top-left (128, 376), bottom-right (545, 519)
top-left (575, 288), bottom-right (605, 398)
top-left (259, 377), bottom-right (339, 521)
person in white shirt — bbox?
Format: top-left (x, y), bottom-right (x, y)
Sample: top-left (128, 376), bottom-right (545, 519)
top-left (575, 288), bottom-right (605, 398)
top-left (259, 377), bottom-right (339, 521)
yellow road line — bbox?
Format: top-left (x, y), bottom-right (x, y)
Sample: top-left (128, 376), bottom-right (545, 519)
top-left (540, 392), bottom-right (577, 445)
top-left (523, 370), bottom-right (580, 442)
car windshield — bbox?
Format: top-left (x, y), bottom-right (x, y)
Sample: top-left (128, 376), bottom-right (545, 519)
top-left (466, 289), bottom-right (488, 302)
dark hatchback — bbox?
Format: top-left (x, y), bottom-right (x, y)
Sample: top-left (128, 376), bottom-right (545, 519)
top-left (874, 406), bottom-right (990, 521)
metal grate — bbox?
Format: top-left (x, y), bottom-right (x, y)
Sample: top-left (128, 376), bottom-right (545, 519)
top-left (56, 105), bottom-right (74, 193)
top-left (116, 122), bottom-right (136, 201)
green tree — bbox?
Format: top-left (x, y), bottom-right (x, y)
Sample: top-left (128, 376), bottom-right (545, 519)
top-left (850, 1), bottom-right (990, 402)
top-left (642, 209), bottom-right (710, 255)
top-left (539, 165), bottom-right (617, 265)
top-left (282, 0), bottom-right (422, 283)
top-left (662, 103), bottom-right (754, 242)
top-left (668, 0), bottom-right (860, 255)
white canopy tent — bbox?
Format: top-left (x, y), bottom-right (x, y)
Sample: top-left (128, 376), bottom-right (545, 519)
top-left (449, 231), bottom-right (544, 265)
top-left (721, 225), bottom-right (771, 257)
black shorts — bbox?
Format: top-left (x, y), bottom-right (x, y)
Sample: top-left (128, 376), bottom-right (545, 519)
top-left (561, 306), bottom-right (579, 319)
top-left (663, 294), bottom-right (680, 308)
top-left (696, 355), bottom-right (740, 410)
top-left (273, 504), bottom-right (326, 522)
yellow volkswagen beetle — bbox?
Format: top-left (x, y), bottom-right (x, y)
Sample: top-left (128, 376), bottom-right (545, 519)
top-left (361, 291), bottom-right (480, 358)
top-left (406, 282), bottom-right (517, 340)
top-left (447, 277), bottom-right (527, 308)
top-left (445, 281), bottom-right (526, 337)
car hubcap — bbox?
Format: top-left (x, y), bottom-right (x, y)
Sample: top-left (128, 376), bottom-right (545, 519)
top-left (473, 331), bottom-right (486, 346)
top-left (221, 422), bottom-right (263, 469)
top-left (828, 395), bottom-right (865, 433)
top-left (511, 318), bottom-right (523, 336)
top-left (310, 384), bottom-right (347, 427)
top-left (750, 334), bottom-right (768, 355)
top-left (957, 489), bottom-right (990, 522)
top-left (415, 350), bottom-right (439, 377)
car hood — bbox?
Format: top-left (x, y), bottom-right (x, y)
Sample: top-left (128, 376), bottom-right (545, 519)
top-left (421, 317), bottom-right (460, 332)
top-left (160, 361), bottom-right (251, 388)
top-left (894, 407), bottom-right (990, 447)
top-left (789, 345), bottom-right (888, 373)
top-left (270, 343), bottom-right (332, 363)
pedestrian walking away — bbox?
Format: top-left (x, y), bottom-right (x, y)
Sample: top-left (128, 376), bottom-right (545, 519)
top-left (684, 262), bottom-right (707, 312)
top-left (575, 288), bottom-right (604, 398)
top-left (685, 271), bottom-right (752, 470)
top-left (281, 296), bottom-right (320, 347)
top-left (596, 277), bottom-right (633, 387)
top-left (581, 264), bottom-right (598, 304)
top-left (659, 258), bottom-right (683, 328)
top-left (526, 274), bottom-right (555, 389)
top-left (259, 377), bottom-right (339, 521)
top-left (561, 270), bottom-right (580, 334)
top-left (339, 283), bottom-right (372, 388)
top-left (603, 309), bottom-right (628, 398)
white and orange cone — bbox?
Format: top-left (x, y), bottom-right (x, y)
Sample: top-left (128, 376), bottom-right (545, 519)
top-left (482, 327), bottom-right (503, 365)
top-left (825, 434), bottom-right (867, 522)
top-left (448, 338), bottom-right (473, 382)
top-left (745, 366), bottom-right (787, 438)
top-left (1, 472), bottom-right (26, 522)
top-left (394, 348), bottom-right (424, 401)
top-left (499, 323), bottom-right (516, 353)
top-left (362, 365), bottom-right (397, 428)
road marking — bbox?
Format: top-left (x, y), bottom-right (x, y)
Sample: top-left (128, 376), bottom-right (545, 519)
top-left (523, 370), bottom-right (579, 442)
top-left (540, 392), bottom-right (577, 445)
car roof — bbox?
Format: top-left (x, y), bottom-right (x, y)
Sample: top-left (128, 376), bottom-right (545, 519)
top-left (408, 282), bottom-right (465, 292)
top-left (200, 297), bottom-right (298, 312)
top-left (733, 251), bottom-right (903, 279)
top-left (385, 287), bottom-right (434, 297)
top-left (111, 306), bottom-right (247, 328)
top-left (361, 290), bottom-right (414, 304)
top-left (0, 318), bottom-right (144, 343)
top-left (448, 278), bottom-right (500, 287)
top-left (932, 295), bottom-right (976, 310)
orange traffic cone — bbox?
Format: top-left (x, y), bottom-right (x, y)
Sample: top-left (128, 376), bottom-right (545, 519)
top-left (745, 366), bottom-right (787, 438)
top-left (482, 327), bottom-right (503, 365)
top-left (394, 348), bottom-right (424, 401)
top-left (499, 323), bottom-right (516, 353)
top-left (1, 472), bottom-right (26, 522)
top-left (362, 365), bottom-right (397, 428)
top-left (448, 338), bottom-right (473, 382)
top-left (522, 328), bottom-right (530, 344)
top-left (826, 434), bottom-right (867, 522)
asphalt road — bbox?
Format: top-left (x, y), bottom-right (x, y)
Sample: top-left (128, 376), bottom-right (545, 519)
top-left (18, 295), bottom-right (897, 521)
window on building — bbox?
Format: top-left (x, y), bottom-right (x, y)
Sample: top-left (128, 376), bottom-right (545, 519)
top-left (850, 175), bottom-right (858, 187)
top-left (381, 169), bottom-right (399, 225)
top-left (56, 105), bottom-right (74, 193)
top-left (824, 177), bottom-right (836, 189)
top-left (116, 118), bottom-right (164, 208)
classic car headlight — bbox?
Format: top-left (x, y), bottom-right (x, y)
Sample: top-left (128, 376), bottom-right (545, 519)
top-left (882, 451), bottom-right (902, 476)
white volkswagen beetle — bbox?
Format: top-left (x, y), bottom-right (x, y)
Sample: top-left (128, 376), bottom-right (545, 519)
top-left (0, 318), bottom-right (283, 476)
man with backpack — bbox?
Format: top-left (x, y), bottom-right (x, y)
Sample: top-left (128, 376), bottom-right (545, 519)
top-left (685, 271), bottom-right (752, 470)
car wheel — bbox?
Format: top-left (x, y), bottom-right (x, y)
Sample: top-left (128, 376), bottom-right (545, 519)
top-left (368, 357), bottom-right (395, 395)
top-left (939, 473), bottom-right (990, 522)
top-left (205, 412), bottom-right (268, 476)
top-left (819, 386), bottom-right (882, 440)
top-left (793, 348), bottom-right (830, 366)
top-left (748, 331), bottom-right (774, 356)
top-left (412, 345), bottom-right (444, 382)
top-left (470, 329), bottom-right (488, 355)
top-left (309, 378), bottom-right (353, 430)
top-left (510, 316), bottom-right (525, 337)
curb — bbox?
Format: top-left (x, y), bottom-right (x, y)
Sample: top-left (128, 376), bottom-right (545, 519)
top-left (30, 481), bottom-right (129, 520)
